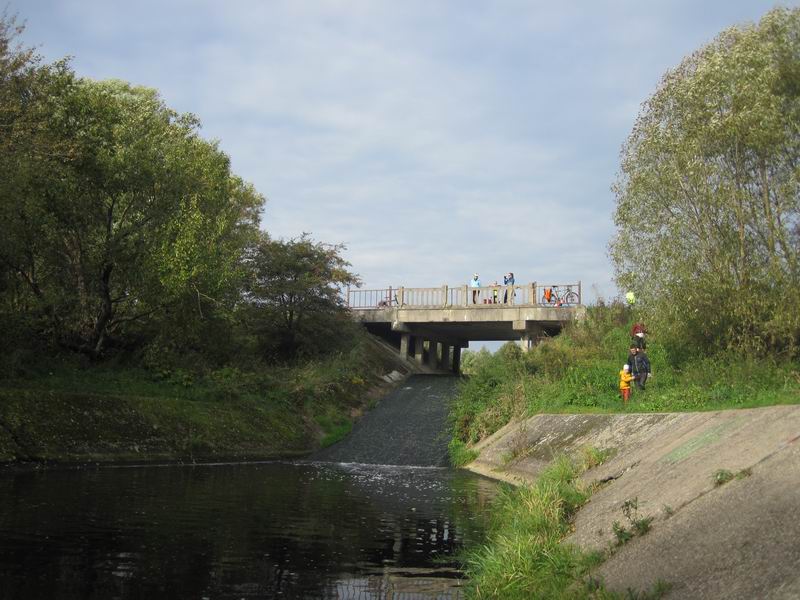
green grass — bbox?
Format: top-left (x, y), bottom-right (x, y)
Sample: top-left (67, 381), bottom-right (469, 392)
top-left (315, 409), bottom-right (354, 448)
top-left (462, 456), bottom-right (593, 599)
top-left (462, 456), bottom-right (668, 599)
top-left (0, 337), bottom-right (386, 463)
top-left (449, 304), bottom-right (800, 458)
top-left (451, 303), bottom-right (795, 595)
top-left (448, 438), bottom-right (479, 467)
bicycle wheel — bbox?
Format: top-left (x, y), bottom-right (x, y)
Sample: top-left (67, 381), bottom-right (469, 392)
top-left (563, 291), bottom-right (579, 305)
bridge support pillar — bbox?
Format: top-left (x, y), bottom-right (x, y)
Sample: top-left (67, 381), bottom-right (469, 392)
top-left (414, 337), bottom-right (425, 364)
top-left (400, 333), bottom-right (410, 359)
top-left (441, 344), bottom-right (451, 371)
top-left (426, 341), bottom-right (439, 368)
top-left (452, 346), bottom-right (462, 374)
top-left (519, 323), bottom-right (545, 351)
top-left (520, 333), bottom-right (532, 351)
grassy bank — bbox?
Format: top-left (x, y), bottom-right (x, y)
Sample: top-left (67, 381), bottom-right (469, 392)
top-left (452, 303), bottom-right (798, 596)
top-left (463, 455), bottom-right (669, 599)
top-left (0, 335), bottom-right (397, 464)
top-left (450, 303), bottom-right (800, 462)
top-left (463, 456), bottom-right (594, 599)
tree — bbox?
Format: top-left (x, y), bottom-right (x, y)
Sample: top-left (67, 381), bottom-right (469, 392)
top-left (243, 234), bottom-right (360, 360)
top-left (0, 15), bottom-right (76, 347)
top-left (610, 7), bottom-right (800, 358)
top-left (0, 33), bottom-right (264, 357)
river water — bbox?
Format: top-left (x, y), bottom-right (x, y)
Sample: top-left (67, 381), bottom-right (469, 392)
top-left (0, 460), bottom-right (498, 599)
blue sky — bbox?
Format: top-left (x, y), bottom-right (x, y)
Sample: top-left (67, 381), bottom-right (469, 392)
top-left (10, 1), bottom-right (796, 305)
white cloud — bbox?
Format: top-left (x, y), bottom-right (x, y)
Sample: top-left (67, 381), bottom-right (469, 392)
top-left (12, 0), bottom-right (797, 313)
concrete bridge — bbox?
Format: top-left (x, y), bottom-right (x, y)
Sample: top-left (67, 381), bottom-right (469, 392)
top-left (348, 282), bottom-right (585, 374)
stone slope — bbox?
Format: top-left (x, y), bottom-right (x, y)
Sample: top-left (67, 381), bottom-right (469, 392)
top-left (311, 374), bottom-right (458, 467)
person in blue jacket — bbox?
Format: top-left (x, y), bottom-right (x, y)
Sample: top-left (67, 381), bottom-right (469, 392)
top-left (503, 272), bottom-right (515, 303)
top-left (470, 273), bottom-right (481, 304)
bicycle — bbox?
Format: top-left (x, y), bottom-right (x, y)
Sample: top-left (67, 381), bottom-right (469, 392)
top-left (541, 285), bottom-right (579, 306)
top-left (377, 293), bottom-right (399, 308)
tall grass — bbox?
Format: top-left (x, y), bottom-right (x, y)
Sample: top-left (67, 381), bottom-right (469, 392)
top-left (463, 456), bottom-right (604, 599)
top-left (450, 303), bottom-right (800, 455)
top-left (463, 455), bottom-right (672, 599)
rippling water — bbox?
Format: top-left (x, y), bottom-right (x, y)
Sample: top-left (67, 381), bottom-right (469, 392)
top-left (0, 461), bottom-right (498, 599)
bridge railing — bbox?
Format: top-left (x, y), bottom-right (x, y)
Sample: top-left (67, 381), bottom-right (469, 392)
top-left (346, 282), bottom-right (581, 309)
top-left (346, 287), bottom-right (397, 309)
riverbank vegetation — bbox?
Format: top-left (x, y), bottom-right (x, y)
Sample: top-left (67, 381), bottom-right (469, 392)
top-left (449, 302), bottom-right (800, 462)
top-left (450, 5), bottom-right (800, 464)
top-left (455, 7), bottom-right (800, 597)
top-left (463, 455), bottom-right (670, 599)
top-left (463, 457), bottom-right (595, 599)
top-left (0, 16), bottom-right (384, 463)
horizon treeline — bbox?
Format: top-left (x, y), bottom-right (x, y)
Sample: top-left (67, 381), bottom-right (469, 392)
top-left (0, 16), bottom-right (360, 375)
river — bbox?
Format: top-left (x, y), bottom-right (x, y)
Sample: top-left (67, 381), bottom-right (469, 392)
top-left (1, 375), bottom-right (498, 599)
top-left (0, 460), bottom-right (498, 599)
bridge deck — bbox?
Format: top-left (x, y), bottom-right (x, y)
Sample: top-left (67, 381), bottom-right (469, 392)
top-left (349, 283), bottom-right (584, 342)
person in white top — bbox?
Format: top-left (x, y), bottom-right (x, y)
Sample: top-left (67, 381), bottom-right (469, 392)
top-left (470, 274), bottom-right (481, 304)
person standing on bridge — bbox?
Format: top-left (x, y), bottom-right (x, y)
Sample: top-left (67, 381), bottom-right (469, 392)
top-left (470, 274), bottom-right (481, 304)
top-left (503, 272), bottom-right (515, 303)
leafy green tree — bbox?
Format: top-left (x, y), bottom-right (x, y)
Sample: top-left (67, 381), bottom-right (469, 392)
top-left (460, 347), bottom-right (492, 375)
top-left (610, 7), bottom-right (800, 358)
top-left (242, 234), bottom-right (360, 360)
top-left (0, 16), bottom-right (75, 347)
top-left (0, 31), bottom-right (263, 357)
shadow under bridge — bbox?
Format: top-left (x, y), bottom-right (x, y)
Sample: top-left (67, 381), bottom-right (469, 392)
top-left (348, 282), bottom-right (586, 374)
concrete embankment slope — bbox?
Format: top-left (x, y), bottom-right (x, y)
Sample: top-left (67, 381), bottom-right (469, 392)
top-left (466, 407), bottom-right (800, 599)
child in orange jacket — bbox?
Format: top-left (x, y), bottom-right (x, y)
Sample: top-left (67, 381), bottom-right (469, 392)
top-left (619, 364), bottom-right (634, 405)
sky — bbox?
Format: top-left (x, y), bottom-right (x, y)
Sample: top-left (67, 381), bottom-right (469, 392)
top-left (9, 0), bottom-right (796, 309)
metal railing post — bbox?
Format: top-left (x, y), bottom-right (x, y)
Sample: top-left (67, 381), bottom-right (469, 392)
top-left (442, 285), bottom-right (448, 307)
top-left (463, 285), bottom-right (468, 307)
top-left (578, 280), bottom-right (582, 304)
top-left (398, 286), bottom-right (404, 306)
top-left (529, 282), bottom-right (536, 305)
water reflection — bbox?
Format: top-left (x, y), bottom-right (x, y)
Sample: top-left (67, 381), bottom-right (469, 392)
top-left (0, 461), bottom-right (497, 599)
